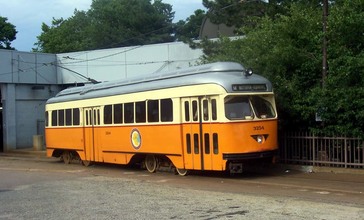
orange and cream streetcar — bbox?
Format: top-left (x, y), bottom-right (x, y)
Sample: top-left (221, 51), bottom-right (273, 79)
top-left (45, 62), bottom-right (278, 175)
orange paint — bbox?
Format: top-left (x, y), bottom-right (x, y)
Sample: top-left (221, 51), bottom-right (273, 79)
top-left (46, 119), bottom-right (277, 171)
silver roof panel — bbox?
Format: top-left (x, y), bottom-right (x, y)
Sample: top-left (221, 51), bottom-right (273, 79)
top-left (47, 62), bottom-right (273, 104)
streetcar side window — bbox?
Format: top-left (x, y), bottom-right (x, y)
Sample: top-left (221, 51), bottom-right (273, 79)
top-left (65, 109), bottom-right (72, 126)
top-left (45, 111), bottom-right (49, 127)
top-left (94, 109), bottom-right (100, 125)
top-left (213, 133), bottom-right (219, 154)
top-left (73, 108), bottom-right (80, 125)
top-left (186, 134), bottom-right (191, 154)
top-left (193, 133), bottom-right (199, 154)
top-left (212, 99), bottom-right (217, 121)
top-left (124, 103), bottom-right (134, 123)
top-left (204, 133), bottom-right (210, 154)
top-left (51, 111), bottom-right (57, 126)
top-left (136, 101), bottom-right (146, 123)
top-left (203, 99), bottom-right (209, 121)
top-left (192, 100), bottom-right (198, 121)
top-left (161, 99), bottom-right (173, 122)
top-left (58, 110), bottom-right (65, 126)
top-left (104, 105), bottom-right (112, 124)
top-left (114, 104), bottom-right (123, 124)
top-left (147, 100), bottom-right (159, 122)
top-left (184, 101), bottom-right (190, 121)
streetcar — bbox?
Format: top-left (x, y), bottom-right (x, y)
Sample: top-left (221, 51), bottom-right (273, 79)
top-left (45, 62), bottom-right (278, 175)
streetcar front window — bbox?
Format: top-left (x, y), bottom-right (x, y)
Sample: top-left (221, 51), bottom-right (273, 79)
top-left (251, 96), bottom-right (276, 119)
top-left (224, 95), bottom-right (276, 120)
top-left (225, 96), bottom-right (253, 120)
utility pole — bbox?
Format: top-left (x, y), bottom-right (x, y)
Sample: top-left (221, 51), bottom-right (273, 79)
top-left (322, 0), bottom-right (328, 88)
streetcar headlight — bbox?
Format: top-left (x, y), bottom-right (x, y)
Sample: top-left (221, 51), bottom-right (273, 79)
top-left (257, 135), bottom-right (263, 144)
top-left (251, 134), bottom-right (268, 144)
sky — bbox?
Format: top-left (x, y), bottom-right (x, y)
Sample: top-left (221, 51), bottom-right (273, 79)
top-left (1, 0), bottom-right (205, 52)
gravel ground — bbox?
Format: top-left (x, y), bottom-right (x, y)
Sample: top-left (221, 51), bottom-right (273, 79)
top-left (1, 175), bottom-right (363, 220)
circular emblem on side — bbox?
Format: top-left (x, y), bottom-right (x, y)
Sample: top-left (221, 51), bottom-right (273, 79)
top-left (131, 128), bottom-right (142, 150)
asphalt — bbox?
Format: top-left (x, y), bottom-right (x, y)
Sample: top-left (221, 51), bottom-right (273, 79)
top-left (1, 148), bottom-right (46, 158)
top-left (1, 148), bottom-right (364, 176)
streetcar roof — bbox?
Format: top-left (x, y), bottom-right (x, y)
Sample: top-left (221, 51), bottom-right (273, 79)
top-left (46, 62), bottom-right (273, 104)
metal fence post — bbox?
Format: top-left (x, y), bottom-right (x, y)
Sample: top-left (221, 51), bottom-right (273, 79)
top-left (344, 136), bottom-right (347, 168)
top-left (313, 133), bottom-right (316, 166)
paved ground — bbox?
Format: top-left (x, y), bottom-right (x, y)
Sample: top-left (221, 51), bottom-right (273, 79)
top-left (0, 151), bottom-right (363, 219)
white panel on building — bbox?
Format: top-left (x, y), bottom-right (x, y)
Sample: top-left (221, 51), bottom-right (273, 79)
top-left (57, 42), bottom-right (203, 84)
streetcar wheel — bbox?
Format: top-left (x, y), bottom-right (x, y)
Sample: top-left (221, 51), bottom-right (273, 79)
top-left (82, 160), bottom-right (93, 167)
top-left (175, 167), bottom-right (189, 176)
top-left (145, 155), bottom-right (158, 173)
top-left (62, 151), bottom-right (71, 164)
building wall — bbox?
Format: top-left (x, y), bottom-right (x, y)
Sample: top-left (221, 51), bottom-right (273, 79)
top-left (57, 42), bottom-right (203, 84)
top-left (0, 49), bottom-right (61, 151)
top-left (1, 84), bottom-right (61, 150)
top-left (0, 49), bottom-right (58, 84)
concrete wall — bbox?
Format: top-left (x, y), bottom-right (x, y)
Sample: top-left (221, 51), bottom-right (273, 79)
top-left (1, 84), bottom-right (61, 150)
top-left (0, 49), bottom-right (60, 151)
top-left (0, 49), bottom-right (57, 84)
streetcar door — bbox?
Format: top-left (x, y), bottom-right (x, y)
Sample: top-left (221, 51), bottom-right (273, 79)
top-left (181, 97), bottom-right (202, 170)
top-left (200, 97), bottom-right (215, 170)
top-left (181, 97), bottom-right (218, 171)
top-left (83, 107), bottom-right (101, 162)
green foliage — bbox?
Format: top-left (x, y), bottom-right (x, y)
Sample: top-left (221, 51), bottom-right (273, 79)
top-left (202, 0), bottom-right (269, 29)
top-left (174, 9), bottom-right (206, 42)
top-left (34, 11), bottom-right (92, 53)
top-left (0, 16), bottom-right (17, 50)
top-left (317, 0), bottom-right (364, 137)
top-left (88, 0), bottom-right (174, 49)
top-left (199, 0), bottom-right (364, 137)
top-left (34, 0), bottom-right (175, 53)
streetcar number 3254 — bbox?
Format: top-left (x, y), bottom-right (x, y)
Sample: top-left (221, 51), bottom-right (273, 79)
top-left (253, 126), bottom-right (264, 131)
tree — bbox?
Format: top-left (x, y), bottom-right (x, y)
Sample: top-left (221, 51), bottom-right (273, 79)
top-left (34, 10), bottom-right (92, 53)
top-left (316, 0), bottom-right (364, 137)
top-left (198, 0), bottom-right (364, 137)
top-left (0, 16), bottom-right (17, 50)
top-left (202, 0), bottom-right (268, 30)
top-left (200, 3), bottom-right (323, 127)
top-left (88, 0), bottom-right (175, 49)
top-left (174, 9), bottom-right (206, 42)
top-left (34, 0), bottom-right (175, 53)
